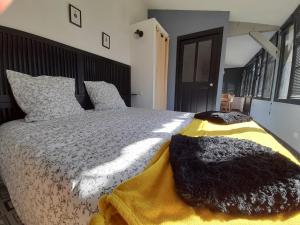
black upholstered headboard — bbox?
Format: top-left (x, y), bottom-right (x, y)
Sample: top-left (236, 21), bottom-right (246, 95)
top-left (0, 26), bottom-right (131, 124)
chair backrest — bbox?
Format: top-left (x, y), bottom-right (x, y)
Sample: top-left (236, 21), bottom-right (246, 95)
top-left (222, 93), bottom-right (234, 102)
top-left (231, 97), bottom-right (245, 112)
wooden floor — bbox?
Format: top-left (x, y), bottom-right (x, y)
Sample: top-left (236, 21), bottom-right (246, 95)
top-left (0, 178), bottom-right (23, 225)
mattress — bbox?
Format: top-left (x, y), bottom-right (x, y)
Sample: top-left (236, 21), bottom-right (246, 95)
top-left (0, 108), bottom-right (193, 225)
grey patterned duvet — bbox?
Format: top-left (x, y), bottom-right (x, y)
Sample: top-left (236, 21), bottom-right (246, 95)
top-left (0, 108), bottom-right (192, 225)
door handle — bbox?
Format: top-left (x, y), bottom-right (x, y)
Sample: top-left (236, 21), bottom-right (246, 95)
top-left (209, 83), bottom-right (214, 87)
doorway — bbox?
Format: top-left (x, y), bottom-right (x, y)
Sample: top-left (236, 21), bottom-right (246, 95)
top-left (175, 27), bottom-right (223, 112)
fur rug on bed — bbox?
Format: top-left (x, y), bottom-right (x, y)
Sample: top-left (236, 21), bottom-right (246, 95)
top-left (169, 135), bottom-right (300, 216)
top-left (194, 111), bottom-right (252, 124)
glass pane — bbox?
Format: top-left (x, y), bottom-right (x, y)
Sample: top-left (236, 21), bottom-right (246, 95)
top-left (245, 69), bottom-right (251, 96)
top-left (278, 25), bottom-right (294, 99)
top-left (254, 77), bottom-right (259, 97)
top-left (249, 63), bottom-right (256, 96)
top-left (195, 40), bottom-right (212, 82)
top-left (290, 67), bottom-right (300, 99)
top-left (245, 65), bottom-right (254, 96)
top-left (257, 53), bottom-right (267, 97)
top-left (182, 43), bottom-right (196, 82)
top-left (254, 55), bottom-right (262, 97)
top-left (262, 57), bottom-right (276, 99)
top-left (240, 70), bottom-right (246, 96)
top-left (290, 46), bottom-right (300, 99)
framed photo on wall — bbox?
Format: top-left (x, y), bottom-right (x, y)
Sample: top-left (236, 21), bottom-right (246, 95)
top-left (102, 32), bottom-right (110, 49)
top-left (69, 4), bottom-right (82, 28)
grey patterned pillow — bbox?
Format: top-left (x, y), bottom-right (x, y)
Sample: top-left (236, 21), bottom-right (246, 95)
top-left (6, 70), bottom-right (84, 122)
top-left (84, 81), bottom-right (126, 111)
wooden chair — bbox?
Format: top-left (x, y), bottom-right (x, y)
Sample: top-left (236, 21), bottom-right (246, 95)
top-left (220, 94), bottom-right (234, 112)
top-left (231, 97), bottom-right (245, 112)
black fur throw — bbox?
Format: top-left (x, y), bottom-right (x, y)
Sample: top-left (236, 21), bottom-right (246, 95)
top-left (194, 111), bottom-right (252, 124)
top-left (169, 135), bottom-right (300, 216)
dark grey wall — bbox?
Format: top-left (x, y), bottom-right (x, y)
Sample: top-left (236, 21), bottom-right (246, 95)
top-left (148, 10), bottom-right (229, 110)
top-left (223, 67), bottom-right (244, 96)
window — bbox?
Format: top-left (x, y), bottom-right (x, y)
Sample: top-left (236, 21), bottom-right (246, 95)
top-left (240, 61), bottom-right (256, 97)
top-left (250, 33), bottom-right (278, 100)
top-left (242, 33), bottom-right (278, 100)
top-left (253, 53), bottom-right (262, 96)
top-left (240, 70), bottom-right (246, 96)
top-left (239, 7), bottom-right (300, 104)
top-left (244, 66), bottom-right (252, 96)
top-left (289, 38), bottom-right (300, 100)
top-left (275, 6), bottom-right (300, 104)
top-left (277, 24), bottom-right (295, 100)
top-left (261, 35), bottom-right (278, 99)
top-left (253, 51), bottom-right (267, 98)
top-left (239, 36), bottom-right (278, 99)
top-left (249, 63), bottom-right (256, 96)
top-left (262, 55), bottom-right (277, 99)
top-left (257, 51), bottom-right (267, 97)
top-left (245, 68), bottom-right (251, 95)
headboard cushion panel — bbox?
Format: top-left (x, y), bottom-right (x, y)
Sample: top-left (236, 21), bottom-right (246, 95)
top-left (0, 26), bottom-right (131, 124)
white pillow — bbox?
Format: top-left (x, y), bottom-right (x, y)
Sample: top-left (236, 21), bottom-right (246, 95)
top-left (6, 70), bottom-right (84, 122)
top-left (84, 81), bottom-right (127, 111)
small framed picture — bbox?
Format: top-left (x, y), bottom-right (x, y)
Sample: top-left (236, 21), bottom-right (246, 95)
top-left (69, 4), bottom-right (82, 28)
top-left (102, 32), bottom-right (110, 49)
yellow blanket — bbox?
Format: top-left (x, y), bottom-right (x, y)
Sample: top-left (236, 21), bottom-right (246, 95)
top-left (90, 120), bottom-right (300, 225)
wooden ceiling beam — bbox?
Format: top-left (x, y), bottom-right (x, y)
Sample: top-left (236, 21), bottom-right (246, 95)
top-left (228, 21), bottom-right (279, 37)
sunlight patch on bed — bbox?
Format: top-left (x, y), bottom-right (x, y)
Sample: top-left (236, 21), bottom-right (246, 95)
top-left (152, 119), bottom-right (186, 134)
top-left (177, 113), bottom-right (193, 119)
top-left (75, 138), bottom-right (163, 198)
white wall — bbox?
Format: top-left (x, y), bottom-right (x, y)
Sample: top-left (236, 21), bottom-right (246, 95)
top-left (250, 99), bottom-right (272, 129)
top-left (0, 0), bottom-right (147, 65)
top-left (251, 99), bottom-right (300, 153)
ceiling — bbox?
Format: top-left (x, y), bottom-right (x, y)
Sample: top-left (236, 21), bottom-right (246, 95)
top-left (225, 32), bottom-right (274, 68)
top-left (144, 0), bottom-right (300, 25)
top-left (144, 0), bottom-right (300, 68)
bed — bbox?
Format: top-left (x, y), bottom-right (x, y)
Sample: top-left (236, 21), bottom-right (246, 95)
top-left (0, 108), bottom-right (192, 225)
top-left (0, 25), bottom-right (191, 225)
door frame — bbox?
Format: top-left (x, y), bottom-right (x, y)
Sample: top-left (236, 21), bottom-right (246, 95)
top-left (174, 27), bottom-right (224, 111)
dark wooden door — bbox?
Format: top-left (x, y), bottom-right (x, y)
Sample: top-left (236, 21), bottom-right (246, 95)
top-left (175, 28), bottom-right (223, 112)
